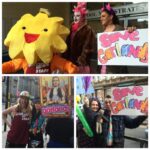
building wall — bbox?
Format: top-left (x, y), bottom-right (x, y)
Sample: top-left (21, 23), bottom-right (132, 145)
top-left (2, 77), bottom-right (40, 103)
top-left (2, 2), bottom-right (70, 27)
top-left (2, 2), bottom-right (70, 53)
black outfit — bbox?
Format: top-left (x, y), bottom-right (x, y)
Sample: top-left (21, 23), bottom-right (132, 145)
top-left (28, 108), bottom-right (44, 148)
top-left (5, 140), bottom-right (26, 148)
top-left (28, 132), bottom-right (43, 148)
top-left (46, 118), bottom-right (73, 148)
top-left (49, 88), bottom-right (63, 100)
top-left (77, 105), bottom-right (102, 148)
top-left (102, 110), bottom-right (147, 148)
top-left (77, 120), bottom-right (96, 148)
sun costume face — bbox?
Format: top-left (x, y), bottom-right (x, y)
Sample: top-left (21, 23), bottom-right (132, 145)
top-left (5, 12), bottom-right (69, 65)
top-left (3, 10), bottom-right (78, 74)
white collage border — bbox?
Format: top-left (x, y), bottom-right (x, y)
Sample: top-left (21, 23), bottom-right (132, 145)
top-left (0, 0), bottom-right (149, 149)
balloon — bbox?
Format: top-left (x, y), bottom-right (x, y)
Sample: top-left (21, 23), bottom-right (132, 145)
top-left (76, 104), bottom-right (93, 137)
top-left (82, 76), bottom-right (91, 93)
top-left (76, 95), bottom-right (81, 103)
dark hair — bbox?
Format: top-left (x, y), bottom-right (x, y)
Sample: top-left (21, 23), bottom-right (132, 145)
top-left (49, 87), bottom-right (63, 100)
top-left (31, 105), bottom-right (41, 122)
top-left (52, 76), bottom-right (59, 81)
top-left (52, 76), bottom-right (60, 86)
top-left (105, 95), bottom-right (111, 99)
top-left (103, 9), bottom-right (120, 25)
top-left (89, 98), bottom-right (101, 112)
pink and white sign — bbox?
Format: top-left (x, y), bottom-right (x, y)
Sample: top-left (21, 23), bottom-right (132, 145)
top-left (97, 29), bottom-right (148, 66)
top-left (110, 86), bottom-right (148, 115)
top-left (41, 104), bottom-right (71, 117)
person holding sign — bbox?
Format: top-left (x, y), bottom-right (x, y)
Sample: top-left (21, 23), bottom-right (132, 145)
top-left (101, 95), bottom-right (147, 148)
top-left (63, 2), bottom-right (96, 73)
top-left (100, 3), bottom-right (136, 74)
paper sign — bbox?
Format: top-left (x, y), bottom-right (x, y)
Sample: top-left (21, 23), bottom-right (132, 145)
top-left (41, 104), bottom-right (71, 117)
top-left (111, 86), bottom-right (148, 115)
top-left (97, 29), bottom-right (148, 66)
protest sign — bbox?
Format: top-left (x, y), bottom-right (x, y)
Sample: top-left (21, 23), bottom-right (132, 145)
top-left (97, 29), bottom-right (148, 66)
top-left (111, 86), bottom-right (148, 115)
top-left (40, 77), bottom-right (72, 117)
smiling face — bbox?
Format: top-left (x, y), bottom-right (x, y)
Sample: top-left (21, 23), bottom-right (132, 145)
top-left (100, 11), bottom-right (113, 27)
top-left (19, 96), bottom-right (29, 109)
top-left (4, 12), bottom-right (70, 65)
top-left (91, 100), bottom-right (99, 112)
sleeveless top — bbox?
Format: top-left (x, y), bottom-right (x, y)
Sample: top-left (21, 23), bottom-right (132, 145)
top-left (7, 111), bottom-right (30, 144)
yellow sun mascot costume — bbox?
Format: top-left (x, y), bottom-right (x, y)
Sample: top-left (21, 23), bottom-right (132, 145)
top-left (2, 8), bottom-right (78, 74)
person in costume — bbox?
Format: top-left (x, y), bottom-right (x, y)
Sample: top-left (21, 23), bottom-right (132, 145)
top-left (100, 3), bottom-right (137, 74)
top-left (3, 91), bottom-right (32, 148)
top-left (63, 2), bottom-right (96, 73)
top-left (28, 98), bottom-right (45, 148)
top-left (47, 76), bottom-right (66, 104)
top-left (2, 8), bottom-right (78, 74)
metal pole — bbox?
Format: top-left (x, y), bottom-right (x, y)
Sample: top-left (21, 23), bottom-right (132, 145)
top-left (4, 77), bottom-right (10, 132)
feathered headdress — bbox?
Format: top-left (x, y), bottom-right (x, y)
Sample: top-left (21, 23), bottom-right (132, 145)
top-left (73, 2), bottom-right (88, 16)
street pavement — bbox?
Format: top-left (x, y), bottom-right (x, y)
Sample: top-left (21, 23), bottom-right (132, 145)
top-left (125, 125), bottom-right (148, 148)
top-left (2, 125), bottom-right (147, 148)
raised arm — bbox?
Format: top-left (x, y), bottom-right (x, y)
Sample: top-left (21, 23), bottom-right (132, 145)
top-left (124, 115), bottom-right (147, 129)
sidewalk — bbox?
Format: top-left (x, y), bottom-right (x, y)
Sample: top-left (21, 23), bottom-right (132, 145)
top-left (2, 124), bottom-right (9, 148)
top-left (2, 125), bottom-right (49, 148)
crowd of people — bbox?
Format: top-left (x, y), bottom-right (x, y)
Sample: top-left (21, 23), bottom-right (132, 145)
top-left (77, 94), bottom-right (147, 148)
top-left (2, 91), bottom-right (74, 148)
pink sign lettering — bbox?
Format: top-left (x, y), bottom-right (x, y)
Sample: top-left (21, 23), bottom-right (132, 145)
top-left (111, 86), bottom-right (148, 115)
top-left (99, 30), bottom-right (139, 48)
top-left (97, 29), bottom-right (148, 66)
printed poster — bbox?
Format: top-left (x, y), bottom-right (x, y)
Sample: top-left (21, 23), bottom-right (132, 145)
top-left (40, 76), bottom-right (72, 117)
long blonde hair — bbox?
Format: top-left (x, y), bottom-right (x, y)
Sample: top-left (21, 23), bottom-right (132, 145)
top-left (15, 98), bottom-right (32, 119)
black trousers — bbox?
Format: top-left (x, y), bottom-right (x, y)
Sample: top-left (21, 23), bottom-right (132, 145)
top-left (5, 140), bottom-right (26, 148)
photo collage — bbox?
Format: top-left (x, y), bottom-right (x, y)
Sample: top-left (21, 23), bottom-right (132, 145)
top-left (1, 0), bottom-right (148, 148)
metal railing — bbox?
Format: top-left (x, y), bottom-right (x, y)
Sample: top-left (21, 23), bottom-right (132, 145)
top-left (125, 135), bottom-right (148, 148)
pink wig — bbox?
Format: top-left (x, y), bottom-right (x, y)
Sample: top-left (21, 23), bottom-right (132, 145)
top-left (73, 2), bottom-right (88, 17)
top-left (101, 3), bottom-right (116, 15)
